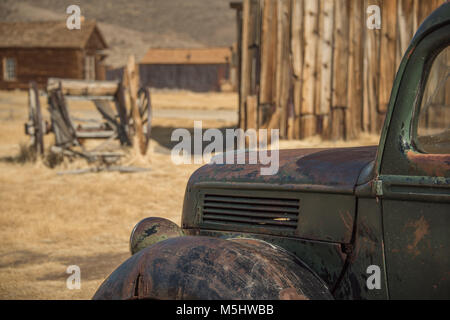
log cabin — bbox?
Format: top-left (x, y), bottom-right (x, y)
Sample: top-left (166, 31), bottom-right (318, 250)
top-left (137, 47), bottom-right (234, 92)
top-left (0, 20), bottom-right (108, 90)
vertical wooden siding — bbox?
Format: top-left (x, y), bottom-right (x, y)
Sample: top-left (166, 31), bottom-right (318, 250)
top-left (237, 0), bottom-right (444, 140)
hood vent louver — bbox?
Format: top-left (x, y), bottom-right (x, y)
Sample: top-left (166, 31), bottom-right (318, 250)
top-left (200, 193), bottom-right (300, 233)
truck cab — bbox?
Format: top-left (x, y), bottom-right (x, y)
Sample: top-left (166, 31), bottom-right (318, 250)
top-left (94, 3), bottom-right (450, 300)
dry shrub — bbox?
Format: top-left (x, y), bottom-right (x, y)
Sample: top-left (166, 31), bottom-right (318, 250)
top-left (7, 143), bottom-right (37, 164)
top-left (43, 149), bottom-right (64, 168)
top-left (18, 143), bottom-right (37, 163)
top-left (12, 144), bottom-right (65, 168)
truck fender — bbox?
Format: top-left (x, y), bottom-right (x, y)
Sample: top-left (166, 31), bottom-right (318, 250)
top-left (93, 236), bottom-right (333, 300)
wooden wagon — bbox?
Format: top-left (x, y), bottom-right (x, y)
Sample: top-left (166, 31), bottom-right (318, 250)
top-left (24, 58), bottom-right (152, 162)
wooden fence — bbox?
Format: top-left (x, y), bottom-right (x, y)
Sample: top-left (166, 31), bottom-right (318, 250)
top-left (232, 0), bottom-right (445, 140)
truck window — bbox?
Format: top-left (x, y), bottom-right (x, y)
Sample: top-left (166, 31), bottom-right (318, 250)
top-left (416, 46), bottom-right (450, 154)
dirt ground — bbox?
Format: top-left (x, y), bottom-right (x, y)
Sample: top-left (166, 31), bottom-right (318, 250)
top-left (0, 89), bottom-right (379, 300)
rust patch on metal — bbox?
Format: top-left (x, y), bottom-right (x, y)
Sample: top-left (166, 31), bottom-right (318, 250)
top-left (406, 151), bottom-right (450, 177)
top-left (405, 216), bottom-right (430, 256)
top-left (279, 288), bottom-right (309, 300)
top-left (334, 244), bottom-right (347, 263)
top-left (340, 210), bottom-right (354, 241)
top-left (406, 45), bottom-right (416, 59)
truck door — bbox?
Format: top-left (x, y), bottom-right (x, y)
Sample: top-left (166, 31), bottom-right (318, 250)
top-left (379, 25), bottom-right (450, 299)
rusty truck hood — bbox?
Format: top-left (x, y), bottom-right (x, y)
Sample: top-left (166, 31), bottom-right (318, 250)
top-left (188, 146), bottom-right (378, 194)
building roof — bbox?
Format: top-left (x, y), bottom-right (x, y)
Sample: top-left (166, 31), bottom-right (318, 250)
top-left (0, 20), bottom-right (107, 49)
top-left (140, 47), bottom-right (232, 65)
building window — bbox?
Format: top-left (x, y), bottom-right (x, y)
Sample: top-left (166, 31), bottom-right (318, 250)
top-left (3, 58), bottom-right (16, 81)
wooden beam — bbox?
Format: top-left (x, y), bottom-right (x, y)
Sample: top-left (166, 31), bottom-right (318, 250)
top-left (379, 0), bottom-right (397, 117)
top-left (125, 55), bottom-right (146, 155)
top-left (240, 0), bottom-right (251, 130)
top-left (291, 0), bottom-right (304, 80)
top-left (291, 0), bottom-right (304, 139)
top-left (347, 0), bottom-right (364, 139)
top-left (275, 0), bottom-right (291, 138)
top-left (235, 5), bottom-right (243, 126)
top-left (332, 0), bottom-right (350, 139)
top-left (301, 0), bottom-right (319, 116)
top-left (396, 0), bottom-right (416, 68)
top-left (259, 0), bottom-right (277, 105)
top-left (331, 108), bottom-right (346, 140)
top-left (317, 0), bottom-right (334, 139)
top-left (246, 95), bottom-right (258, 130)
top-left (332, 0), bottom-right (349, 110)
top-left (293, 79), bottom-right (302, 138)
top-left (363, 0), bottom-right (381, 133)
top-left (287, 84), bottom-right (295, 140)
top-left (417, 0), bottom-right (441, 27)
top-left (47, 78), bottom-right (119, 96)
top-left (239, 0), bottom-right (260, 130)
top-left (75, 131), bottom-right (117, 139)
top-left (300, 114), bottom-right (316, 138)
top-left (445, 48), bottom-right (450, 114)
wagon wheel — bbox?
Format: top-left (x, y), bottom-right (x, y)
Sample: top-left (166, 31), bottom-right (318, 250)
top-left (135, 87), bottom-right (152, 153)
top-left (28, 82), bottom-right (45, 155)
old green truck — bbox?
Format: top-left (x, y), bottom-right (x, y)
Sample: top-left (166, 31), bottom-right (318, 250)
top-left (93, 3), bottom-right (450, 300)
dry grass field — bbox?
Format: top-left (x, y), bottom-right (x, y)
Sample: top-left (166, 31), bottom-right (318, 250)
top-left (0, 89), bottom-right (379, 300)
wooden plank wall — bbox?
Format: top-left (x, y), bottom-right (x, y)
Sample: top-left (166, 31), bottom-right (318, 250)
top-left (237, 0), bottom-right (444, 140)
top-left (0, 48), bottom-right (82, 90)
top-left (0, 48), bottom-right (109, 90)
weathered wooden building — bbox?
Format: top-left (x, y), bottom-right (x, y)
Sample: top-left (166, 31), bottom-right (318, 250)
top-left (0, 20), bottom-right (108, 90)
top-left (232, 0), bottom-right (445, 140)
top-left (138, 47), bottom-right (235, 92)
